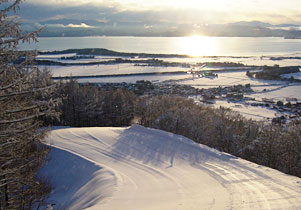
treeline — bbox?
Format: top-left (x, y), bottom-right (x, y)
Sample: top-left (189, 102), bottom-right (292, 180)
top-left (47, 79), bottom-right (137, 127)
top-left (247, 66), bottom-right (300, 80)
top-left (51, 80), bottom-right (301, 178)
top-left (136, 96), bottom-right (301, 177)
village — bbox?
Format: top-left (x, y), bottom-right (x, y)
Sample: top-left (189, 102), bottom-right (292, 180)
top-left (97, 79), bottom-right (301, 123)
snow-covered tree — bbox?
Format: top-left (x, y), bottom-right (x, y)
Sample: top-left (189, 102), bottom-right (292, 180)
top-left (0, 1), bottom-right (58, 209)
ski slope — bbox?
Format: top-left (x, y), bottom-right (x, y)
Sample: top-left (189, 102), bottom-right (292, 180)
top-left (42, 125), bottom-right (301, 210)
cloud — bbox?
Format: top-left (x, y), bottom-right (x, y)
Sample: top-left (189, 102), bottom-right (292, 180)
top-left (45, 24), bottom-right (67, 28)
top-left (66, 23), bottom-right (95, 28)
top-left (268, 26), bottom-right (301, 31)
top-left (36, 23), bottom-right (95, 28)
top-left (19, 1), bottom-right (301, 28)
top-left (26, 0), bottom-right (94, 6)
top-left (144, 24), bottom-right (152, 29)
top-left (46, 15), bottom-right (68, 21)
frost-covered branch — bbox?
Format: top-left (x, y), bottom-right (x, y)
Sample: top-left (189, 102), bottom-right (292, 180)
top-left (0, 0), bottom-right (20, 18)
top-left (0, 84), bottom-right (56, 99)
top-left (0, 1), bottom-right (56, 208)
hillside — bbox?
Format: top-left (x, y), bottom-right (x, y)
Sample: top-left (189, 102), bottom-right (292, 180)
top-left (40, 125), bottom-right (301, 210)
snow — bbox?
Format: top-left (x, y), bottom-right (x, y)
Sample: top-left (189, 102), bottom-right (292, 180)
top-left (40, 52), bottom-right (301, 67)
top-left (181, 71), bottom-right (301, 120)
top-left (281, 71), bottom-right (301, 80)
top-left (41, 125), bottom-right (301, 210)
top-left (162, 56), bottom-right (301, 67)
top-left (179, 70), bottom-right (286, 88)
top-left (39, 148), bottom-right (115, 209)
top-left (252, 83), bottom-right (301, 101)
top-left (49, 64), bottom-right (301, 120)
top-left (37, 53), bottom-right (76, 59)
top-left (213, 100), bottom-right (279, 121)
top-left (73, 74), bottom-right (191, 84)
top-left (49, 65), bottom-right (286, 90)
top-left (49, 64), bottom-right (189, 77)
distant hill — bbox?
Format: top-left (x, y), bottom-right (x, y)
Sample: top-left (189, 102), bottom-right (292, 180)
top-left (228, 21), bottom-right (273, 27)
top-left (21, 19), bottom-right (301, 38)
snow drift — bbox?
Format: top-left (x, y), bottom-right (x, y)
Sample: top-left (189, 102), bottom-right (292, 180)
top-left (42, 125), bottom-right (301, 210)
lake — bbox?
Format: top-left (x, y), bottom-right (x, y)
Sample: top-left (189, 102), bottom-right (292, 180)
top-left (20, 36), bottom-right (301, 57)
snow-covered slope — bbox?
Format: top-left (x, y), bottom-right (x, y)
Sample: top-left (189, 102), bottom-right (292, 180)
top-left (42, 125), bottom-right (301, 210)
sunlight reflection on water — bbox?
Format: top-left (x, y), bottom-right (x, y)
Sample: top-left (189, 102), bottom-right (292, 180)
top-left (20, 36), bottom-right (301, 56)
top-left (178, 35), bottom-right (218, 56)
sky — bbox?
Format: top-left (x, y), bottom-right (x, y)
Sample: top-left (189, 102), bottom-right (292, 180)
top-left (24, 0), bottom-right (301, 25)
top-left (8, 0), bottom-right (300, 37)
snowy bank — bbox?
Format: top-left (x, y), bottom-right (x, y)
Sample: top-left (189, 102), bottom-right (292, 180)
top-left (41, 125), bottom-right (301, 210)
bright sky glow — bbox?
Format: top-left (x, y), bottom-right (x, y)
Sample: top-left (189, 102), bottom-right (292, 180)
top-left (27, 0), bottom-right (301, 11)
top-left (26, 0), bottom-right (301, 24)
top-left (116, 0), bottom-right (227, 10)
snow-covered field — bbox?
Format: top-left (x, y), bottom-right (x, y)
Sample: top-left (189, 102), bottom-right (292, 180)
top-left (163, 55), bottom-right (301, 67)
top-left (49, 64), bottom-right (190, 77)
top-left (41, 51), bottom-right (300, 121)
top-left (49, 63), bottom-right (301, 121)
top-left (73, 74), bottom-right (191, 84)
top-left (282, 72), bottom-right (301, 80)
top-left (41, 126), bottom-right (301, 210)
top-left (213, 100), bottom-right (280, 121)
top-left (181, 71), bottom-right (301, 120)
top-left (179, 70), bottom-right (284, 88)
top-left (37, 52), bottom-right (301, 67)
top-left (252, 83), bottom-right (301, 101)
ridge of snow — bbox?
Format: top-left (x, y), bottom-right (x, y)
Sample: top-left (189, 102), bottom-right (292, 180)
top-left (41, 125), bottom-right (301, 210)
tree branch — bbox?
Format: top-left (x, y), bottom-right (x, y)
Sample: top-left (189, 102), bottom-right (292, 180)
top-left (0, 0), bottom-right (20, 17)
top-left (0, 84), bottom-right (56, 99)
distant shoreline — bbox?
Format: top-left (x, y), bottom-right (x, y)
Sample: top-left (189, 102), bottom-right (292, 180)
top-left (19, 37), bottom-right (301, 57)
top-left (38, 48), bottom-right (301, 60)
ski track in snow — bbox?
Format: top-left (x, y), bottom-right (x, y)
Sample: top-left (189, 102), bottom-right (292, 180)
top-left (43, 125), bottom-right (301, 210)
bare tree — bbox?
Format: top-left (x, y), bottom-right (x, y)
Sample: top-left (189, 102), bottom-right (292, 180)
top-left (0, 1), bottom-right (58, 209)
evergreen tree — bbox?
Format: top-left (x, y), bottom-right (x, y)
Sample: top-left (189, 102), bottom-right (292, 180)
top-left (0, 1), bottom-right (58, 209)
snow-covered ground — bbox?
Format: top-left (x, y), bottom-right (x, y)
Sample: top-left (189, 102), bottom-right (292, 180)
top-left (37, 53), bottom-right (76, 59)
top-left (48, 64), bottom-right (255, 78)
top-left (212, 100), bottom-right (280, 121)
top-left (180, 71), bottom-right (301, 120)
top-left (73, 74), bottom-right (191, 84)
top-left (252, 83), bottom-right (301, 101)
top-left (179, 70), bottom-right (284, 88)
top-left (38, 52), bottom-right (301, 67)
top-left (163, 55), bottom-right (301, 67)
top-left (282, 72), bottom-right (301, 80)
top-left (41, 126), bottom-right (301, 210)
top-left (49, 64), bottom-right (301, 121)
top-left (49, 64), bottom-right (190, 77)
top-left (41, 51), bottom-right (300, 121)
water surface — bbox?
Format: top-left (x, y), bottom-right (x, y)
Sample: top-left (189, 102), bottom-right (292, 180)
top-left (20, 36), bottom-right (301, 56)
